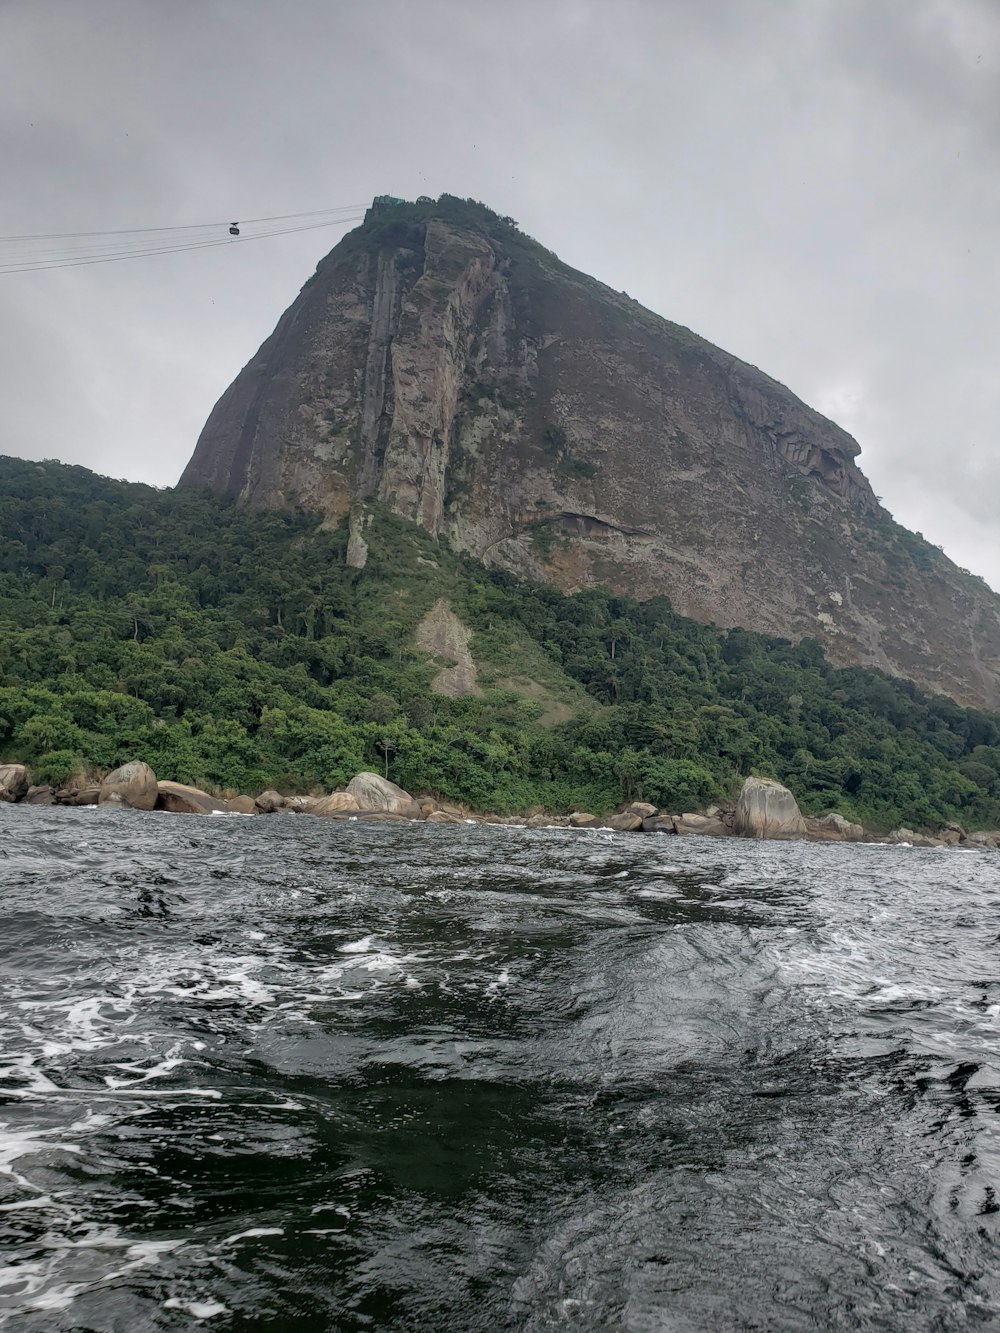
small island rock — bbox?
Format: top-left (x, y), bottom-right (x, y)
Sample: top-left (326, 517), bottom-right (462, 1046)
top-left (99, 761), bottom-right (158, 811)
top-left (733, 777), bottom-right (806, 840)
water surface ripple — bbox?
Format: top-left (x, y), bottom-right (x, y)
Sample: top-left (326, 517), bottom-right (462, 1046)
top-left (1, 807), bottom-right (999, 1330)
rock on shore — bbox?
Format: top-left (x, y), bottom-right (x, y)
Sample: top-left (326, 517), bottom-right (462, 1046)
top-left (98, 761), bottom-right (159, 811)
top-left (733, 777), bottom-right (807, 840)
top-left (0, 764), bottom-right (30, 802)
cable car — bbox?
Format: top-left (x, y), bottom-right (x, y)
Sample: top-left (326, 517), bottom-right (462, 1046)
top-left (229, 222), bottom-right (240, 236)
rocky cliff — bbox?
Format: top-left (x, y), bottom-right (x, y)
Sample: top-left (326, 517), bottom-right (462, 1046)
top-left (180, 195), bottom-right (1000, 708)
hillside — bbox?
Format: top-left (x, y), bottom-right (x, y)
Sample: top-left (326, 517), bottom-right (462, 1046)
top-left (4, 454), bottom-right (1000, 831)
top-left (180, 193), bottom-right (1000, 710)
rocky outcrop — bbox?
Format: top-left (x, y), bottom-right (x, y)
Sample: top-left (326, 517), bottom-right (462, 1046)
top-left (733, 777), bottom-right (807, 840)
top-left (98, 761), bottom-right (158, 811)
top-left (805, 812), bottom-right (865, 842)
top-left (673, 812), bottom-right (731, 837)
top-left (345, 772), bottom-right (421, 817)
top-left (223, 795), bottom-right (258, 814)
top-left (312, 791), bottom-right (361, 816)
top-left (414, 598), bottom-right (480, 698)
top-left (156, 781), bottom-right (227, 815)
top-left (180, 195), bottom-right (1000, 710)
top-left (0, 764), bottom-right (29, 802)
top-left (24, 784), bottom-right (55, 805)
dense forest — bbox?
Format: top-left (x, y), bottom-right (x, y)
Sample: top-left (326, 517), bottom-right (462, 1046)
top-left (3, 454), bottom-right (1000, 830)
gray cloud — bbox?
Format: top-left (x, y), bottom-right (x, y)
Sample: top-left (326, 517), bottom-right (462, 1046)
top-left (3, 0), bottom-right (999, 585)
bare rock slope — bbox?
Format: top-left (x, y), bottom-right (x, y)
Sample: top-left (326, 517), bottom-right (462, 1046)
top-left (181, 195), bottom-right (1000, 708)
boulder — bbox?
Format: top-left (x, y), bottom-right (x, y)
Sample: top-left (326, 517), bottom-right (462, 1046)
top-left (346, 771), bottom-right (416, 814)
top-left (285, 795), bottom-right (319, 814)
top-left (805, 812), bottom-right (865, 842)
top-left (569, 812), bottom-right (599, 828)
top-left (312, 791), bottom-right (361, 816)
top-left (967, 831), bottom-right (1000, 849)
top-left (673, 813), bottom-right (731, 836)
top-left (99, 761), bottom-right (158, 811)
top-left (157, 781), bottom-right (227, 815)
top-left (255, 789), bottom-right (287, 813)
top-left (641, 815), bottom-right (678, 833)
top-left (605, 812), bottom-right (643, 832)
top-left (733, 777), bottom-right (806, 840)
top-left (57, 784), bottom-right (100, 806)
top-left (0, 764), bottom-right (30, 802)
top-left (526, 813), bottom-right (570, 828)
top-left (24, 785), bottom-right (55, 805)
top-left (888, 827), bottom-right (940, 848)
top-left (223, 795), bottom-right (258, 815)
top-left (624, 801), bottom-right (657, 818)
top-left (426, 809), bottom-right (463, 823)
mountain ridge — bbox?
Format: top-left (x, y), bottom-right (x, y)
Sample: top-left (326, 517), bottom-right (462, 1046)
top-left (180, 194), bottom-right (1000, 709)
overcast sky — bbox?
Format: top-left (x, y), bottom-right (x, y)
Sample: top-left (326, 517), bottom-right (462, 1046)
top-left (3, 0), bottom-right (999, 586)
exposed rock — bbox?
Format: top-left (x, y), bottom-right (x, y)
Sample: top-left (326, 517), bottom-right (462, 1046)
top-left (967, 831), bottom-right (1000, 849)
top-left (99, 761), bottom-right (158, 811)
top-left (569, 812), bottom-right (598, 827)
top-left (179, 194), bottom-right (1000, 711)
top-left (346, 503), bottom-right (370, 569)
top-left (673, 813), bottom-right (731, 836)
top-left (313, 791), bottom-right (361, 816)
top-left (733, 777), bottom-right (807, 840)
top-left (415, 597), bottom-right (480, 698)
top-left (346, 772), bottom-right (419, 815)
top-left (285, 795), bottom-right (320, 814)
top-left (24, 785), bottom-right (55, 805)
top-left (255, 789), bottom-right (287, 814)
top-left (526, 813), bottom-right (572, 828)
top-left (426, 809), bottom-right (464, 823)
top-left (157, 781), bottom-right (227, 815)
top-left (57, 784), bottom-right (100, 806)
top-left (624, 801), bottom-right (657, 818)
top-left (605, 812), bottom-right (643, 832)
top-left (0, 764), bottom-right (30, 802)
top-left (641, 815), bottom-right (677, 833)
top-left (805, 812), bottom-right (865, 842)
top-left (223, 795), bottom-right (258, 815)
top-left (888, 827), bottom-right (941, 847)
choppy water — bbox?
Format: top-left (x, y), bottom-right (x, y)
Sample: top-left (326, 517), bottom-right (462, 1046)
top-left (2, 809), bottom-right (1000, 1330)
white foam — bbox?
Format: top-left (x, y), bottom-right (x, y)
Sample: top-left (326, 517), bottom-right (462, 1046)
top-left (221, 1227), bottom-right (284, 1244)
top-left (164, 1298), bottom-right (228, 1319)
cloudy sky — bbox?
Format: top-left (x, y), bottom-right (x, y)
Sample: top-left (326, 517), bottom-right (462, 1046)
top-left (3, 0), bottom-right (999, 585)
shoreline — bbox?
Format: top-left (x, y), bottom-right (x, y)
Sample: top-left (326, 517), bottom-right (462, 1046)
top-left (2, 760), bottom-right (998, 851)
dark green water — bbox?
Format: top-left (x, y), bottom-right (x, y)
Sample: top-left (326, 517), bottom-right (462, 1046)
top-left (2, 807), bottom-right (1000, 1330)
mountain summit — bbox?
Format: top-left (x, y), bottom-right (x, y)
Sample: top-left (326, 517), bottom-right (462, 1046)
top-left (180, 194), bottom-right (1000, 708)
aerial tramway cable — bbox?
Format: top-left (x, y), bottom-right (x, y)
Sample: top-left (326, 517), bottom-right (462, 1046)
top-left (0, 204), bottom-right (366, 275)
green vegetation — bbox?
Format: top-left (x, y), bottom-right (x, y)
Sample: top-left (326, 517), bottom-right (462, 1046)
top-left (3, 454), bottom-right (1000, 830)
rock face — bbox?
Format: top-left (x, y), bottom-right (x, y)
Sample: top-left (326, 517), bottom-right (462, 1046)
top-left (346, 772), bottom-right (421, 816)
top-left (180, 195), bottom-right (1000, 709)
top-left (733, 777), bottom-right (807, 840)
top-left (99, 761), bottom-right (158, 811)
top-left (0, 764), bottom-right (29, 802)
top-left (414, 598), bottom-right (480, 698)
